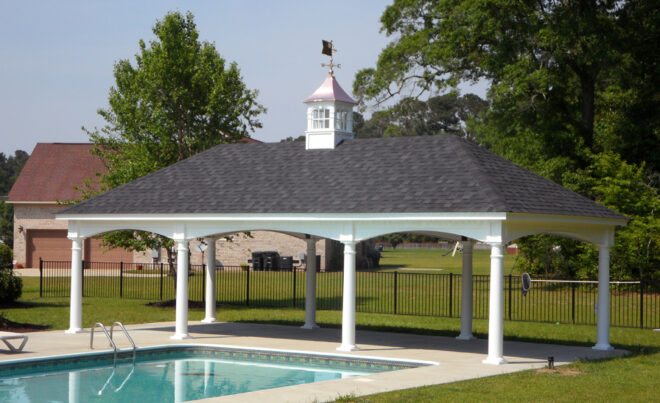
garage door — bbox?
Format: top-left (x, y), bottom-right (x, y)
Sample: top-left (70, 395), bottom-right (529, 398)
top-left (85, 237), bottom-right (134, 263)
top-left (26, 229), bottom-right (70, 268)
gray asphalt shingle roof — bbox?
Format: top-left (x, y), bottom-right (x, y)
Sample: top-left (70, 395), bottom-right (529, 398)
top-left (57, 135), bottom-right (625, 220)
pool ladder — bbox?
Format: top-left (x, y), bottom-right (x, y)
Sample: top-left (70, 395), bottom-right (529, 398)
top-left (90, 322), bottom-right (137, 366)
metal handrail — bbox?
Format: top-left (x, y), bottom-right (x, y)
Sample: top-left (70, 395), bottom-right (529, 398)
top-left (90, 322), bottom-right (118, 366)
top-left (110, 321), bottom-right (137, 364)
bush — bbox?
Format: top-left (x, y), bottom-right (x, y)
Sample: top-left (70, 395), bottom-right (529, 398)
top-left (0, 244), bottom-right (11, 269)
top-left (0, 269), bottom-right (21, 303)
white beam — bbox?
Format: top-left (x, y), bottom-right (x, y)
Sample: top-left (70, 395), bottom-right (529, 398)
top-left (302, 237), bottom-right (319, 329)
top-left (202, 238), bottom-right (218, 323)
top-left (171, 240), bottom-right (191, 340)
top-left (337, 241), bottom-right (358, 351)
top-left (593, 245), bottom-right (614, 350)
top-left (65, 236), bottom-right (84, 334)
top-left (483, 243), bottom-right (507, 365)
top-left (457, 240), bottom-right (476, 340)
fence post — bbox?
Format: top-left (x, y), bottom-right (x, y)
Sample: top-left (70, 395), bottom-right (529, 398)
top-left (508, 274), bottom-right (512, 321)
top-left (246, 268), bottom-right (250, 306)
top-left (640, 280), bottom-right (644, 329)
top-left (39, 258), bottom-right (43, 297)
top-left (571, 283), bottom-right (576, 324)
top-left (81, 260), bottom-right (85, 298)
top-left (292, 268), bottom-right (297, 308)
top-left (120, 261), bottom-right (124, 298)
top-left (202, 263), bottom-right (206, 303)
top-left (449, 273), bottom-right (453, 317)
top-left (393, 271), bottom-right (398, 315)
top-left (159, 263), bottom-right (164, 300)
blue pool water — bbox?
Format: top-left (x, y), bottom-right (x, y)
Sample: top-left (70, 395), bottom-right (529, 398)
top-left (0, 346), bottom-right (425, 402)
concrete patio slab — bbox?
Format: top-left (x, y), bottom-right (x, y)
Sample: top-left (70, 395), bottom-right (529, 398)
top-left (0, 321), bottom-right (626, 402)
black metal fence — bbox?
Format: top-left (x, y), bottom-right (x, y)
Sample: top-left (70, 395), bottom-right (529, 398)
top-left (39, 260), bottom-right (659, 329)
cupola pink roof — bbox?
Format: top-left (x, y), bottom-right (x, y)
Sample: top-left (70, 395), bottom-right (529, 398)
top-left (303, 73), bottom-right (357, 104)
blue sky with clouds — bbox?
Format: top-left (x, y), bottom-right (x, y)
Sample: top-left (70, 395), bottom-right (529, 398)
top-left (0, 1), bottom-right (486, 156)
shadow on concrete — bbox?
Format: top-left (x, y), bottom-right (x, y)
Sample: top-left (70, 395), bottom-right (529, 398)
top-left (140, 321), bottom-right (627, 363)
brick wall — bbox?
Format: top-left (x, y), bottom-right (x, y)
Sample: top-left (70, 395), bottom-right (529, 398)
top-left (12, 204), bottom-right (67, 266)
top-left (134, 231), bottom-right (332, 271)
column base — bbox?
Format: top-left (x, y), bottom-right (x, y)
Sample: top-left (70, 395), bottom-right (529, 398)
top-left (482, 356), bottom-right (508, 365)
top-left (201, 317), bottom-right (218, 323)
top-left (170, 333), bottom-right (191, 340)
top-left (301, 323), bottom-right (319, 330)
top-left (337, 344), bottom-right (359, 352)
top-left (65, 327), bottom-right (85, 334)
top-left (456, 334), bottom-right (477, 341)
top-left (592, 343), bottom-right (614, 351)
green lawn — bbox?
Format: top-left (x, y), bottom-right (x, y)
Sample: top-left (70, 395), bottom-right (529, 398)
top-left (2, 277), bottom-right (659, 401)
top-left (377, 248), bottom-right (518, 274)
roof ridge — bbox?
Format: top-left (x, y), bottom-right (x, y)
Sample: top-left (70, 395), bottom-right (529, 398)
top-left (452, 137), bottom-right (510, 212)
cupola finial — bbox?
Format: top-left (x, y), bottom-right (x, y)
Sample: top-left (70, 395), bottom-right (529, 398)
top-left (321, 40), bottom-right (340, 76)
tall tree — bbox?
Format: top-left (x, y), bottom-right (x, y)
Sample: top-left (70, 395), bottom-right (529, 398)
top-left (354, 0), bottom-right (658, 176)
top-left (83, 11), bottom-right (265, 270)
top-left (355, 93), bottom-right (487, 140)
top-left (0, 150), bottom-right (30, 248)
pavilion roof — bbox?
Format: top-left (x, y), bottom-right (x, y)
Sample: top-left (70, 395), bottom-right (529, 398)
top-left (57, 135), bottom-right (625, 220)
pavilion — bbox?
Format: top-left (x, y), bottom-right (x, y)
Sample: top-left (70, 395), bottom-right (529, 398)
top-left (56, 72), bottom-right (626, 365)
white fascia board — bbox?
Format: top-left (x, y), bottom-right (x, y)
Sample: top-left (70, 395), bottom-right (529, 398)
top-left (56, 212), bottom-right (509, 222)
top-left (505, 213), bottom-right (628, 227)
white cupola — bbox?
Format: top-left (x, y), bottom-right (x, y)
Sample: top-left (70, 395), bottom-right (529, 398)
top-left (302, 72), bottom-right (357, 150)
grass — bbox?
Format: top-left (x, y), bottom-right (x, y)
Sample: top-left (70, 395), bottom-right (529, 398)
top-left (2, 277), bottom-right (659, 401)
top-left (377, 248), bottom-right (518, 275)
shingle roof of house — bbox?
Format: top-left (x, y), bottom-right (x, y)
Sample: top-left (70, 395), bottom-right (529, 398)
top-left (8, 143), bottom-right (105, 202)
top-left (57, 135), bottom-right (625, 220)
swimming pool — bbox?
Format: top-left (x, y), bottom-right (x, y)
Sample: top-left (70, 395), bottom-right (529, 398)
top-left (0, 345), bottom-right (432, 402)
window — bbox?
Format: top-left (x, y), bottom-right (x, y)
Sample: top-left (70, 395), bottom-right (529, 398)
top-left (336, 110), bottom-right (348, 131)
top-left (312, 108), bottom-right (330, 129)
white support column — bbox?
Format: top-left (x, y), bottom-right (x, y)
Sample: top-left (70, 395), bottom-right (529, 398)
top-left (337, 241), bottom-right (358, 351)
top-left (202, 238), bottom-right (217, 323)
top-left (171, 240), bottom-right (191, 340)
top-left (457, 240), bottom-right (476, 340)
top-left (593, 245), bottom-right (614, 351)
top-left (483, 242), bottom-right (507, 365)
top-left (66, 237), bottom-right (84, 334)
top-left (302, 236), bottom-right (319, 329)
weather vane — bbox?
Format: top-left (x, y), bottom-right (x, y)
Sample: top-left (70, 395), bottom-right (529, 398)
top-left (321, 40), bottom-right (340, 75)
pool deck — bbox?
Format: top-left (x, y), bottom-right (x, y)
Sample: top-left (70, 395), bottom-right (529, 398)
top-left (0, 321), bottom-right (626, 402)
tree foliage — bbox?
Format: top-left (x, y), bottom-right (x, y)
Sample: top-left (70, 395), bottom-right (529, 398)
top-left (0, 150), bottom-right (29, 248)
top-left (357, 0), bottom-right (659, 282)
top-left (0, 151), bottom-right (29, 195)
top-left (356, 0), bottom-right (658, 172)
top-left (355, 92), bottom-right (487, 140)
top-left (83, 11), bottom-right (265, 269)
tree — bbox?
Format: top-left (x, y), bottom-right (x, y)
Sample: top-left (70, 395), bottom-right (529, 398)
top-left (280, 135), bottom-right (305, 143)
top-left (83, 11), bottom-right (265, 274)
top-left (0, 150), bottom-right (29, 248)
top-left (355, 0), bottom-right (658, 176)
top-left (354, 93), bottom-right (487, 140)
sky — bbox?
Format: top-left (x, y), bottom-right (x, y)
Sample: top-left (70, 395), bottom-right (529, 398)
top-left (0, 1), bottom-right (486, 157)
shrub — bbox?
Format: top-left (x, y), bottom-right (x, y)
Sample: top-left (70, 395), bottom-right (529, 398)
top-left (0, 244), bottom-right (11, 269)
top-left (0, 269), bottom-right (22, 303)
